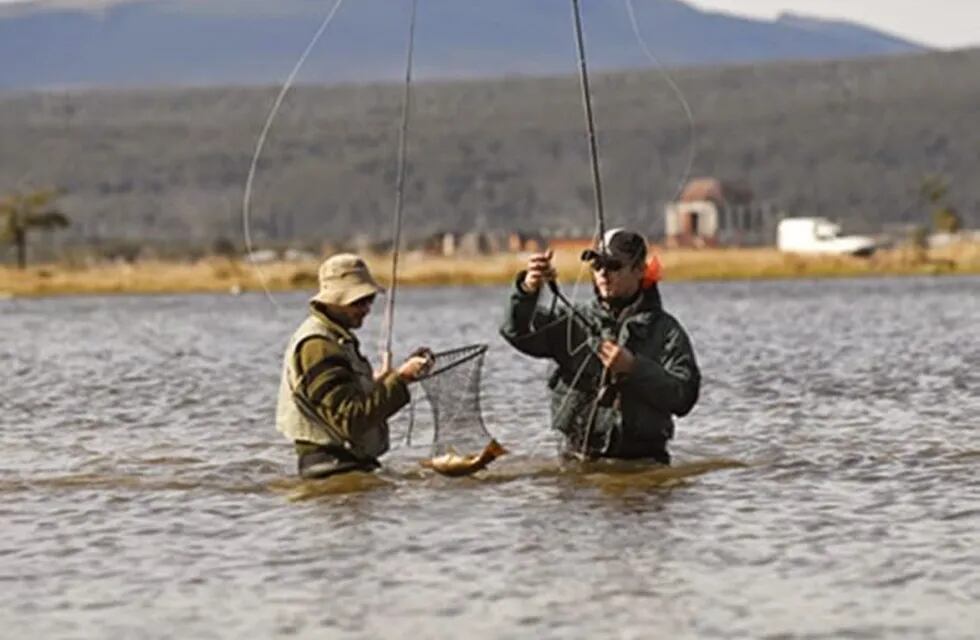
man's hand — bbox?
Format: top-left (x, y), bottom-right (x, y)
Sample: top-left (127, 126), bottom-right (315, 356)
top-left (522, 250), bottom-right (557, 293)
top-left (598, 340), bottom-right (635, 375)
top-left (397, 353), bottom-right (433, 382)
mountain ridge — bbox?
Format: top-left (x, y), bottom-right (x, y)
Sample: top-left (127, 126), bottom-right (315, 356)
top-left (1, 0), bottom-right (928, 89)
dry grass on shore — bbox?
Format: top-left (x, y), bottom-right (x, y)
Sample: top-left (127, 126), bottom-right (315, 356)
top-left (1, 243), bottom-right (978, 299)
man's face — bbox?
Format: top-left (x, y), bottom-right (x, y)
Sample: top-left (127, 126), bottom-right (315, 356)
top-left (591, 256), bottom-right (644, 300)
top-left (333, 294), bottom-right (375, 328)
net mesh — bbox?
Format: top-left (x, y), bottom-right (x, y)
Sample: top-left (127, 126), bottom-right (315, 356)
top-left (407, 344), bottom-right (492, 455)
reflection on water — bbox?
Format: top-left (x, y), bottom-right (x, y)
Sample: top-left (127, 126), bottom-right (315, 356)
top-left (0, 458), bottom-right (747, 502)
top-left (1, 277), bottom-right (978, 639)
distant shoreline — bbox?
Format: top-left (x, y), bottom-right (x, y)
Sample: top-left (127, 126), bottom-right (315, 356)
top-left (1, 245), bottom-right (978, 299)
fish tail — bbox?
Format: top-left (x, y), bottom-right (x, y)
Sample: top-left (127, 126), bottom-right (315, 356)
top-left (484, 439), bottom-right (508, 459)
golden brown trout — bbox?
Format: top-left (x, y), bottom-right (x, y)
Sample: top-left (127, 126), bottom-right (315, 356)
top-left (420, 439), bottom-right (508, 477)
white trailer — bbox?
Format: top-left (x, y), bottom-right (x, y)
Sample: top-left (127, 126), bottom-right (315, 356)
top-left (777, 217), bottom-right (877, 256)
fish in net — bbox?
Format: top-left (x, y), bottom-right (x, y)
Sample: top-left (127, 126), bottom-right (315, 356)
top-left (407, 344), bottom-right (507, 476)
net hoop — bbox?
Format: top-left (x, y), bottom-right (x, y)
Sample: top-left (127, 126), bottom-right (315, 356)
top-left (416, 343), bottom-right (488, 381)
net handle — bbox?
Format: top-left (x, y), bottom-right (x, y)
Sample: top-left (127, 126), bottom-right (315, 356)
top-left (415, 343), bottom-right (488, 381)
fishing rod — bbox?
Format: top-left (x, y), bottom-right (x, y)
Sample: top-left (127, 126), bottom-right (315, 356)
top-left (565, 0), bottom-right (616, 458)
top-left (549, 1), bottom-right (612, 342)
top-left (570, 0), bottom-right (608, 250)
top-left (380, 0), bottom-right (420, 372)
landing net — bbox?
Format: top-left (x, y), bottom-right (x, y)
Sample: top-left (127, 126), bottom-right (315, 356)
top-left (406, 344), bottom-right (493, 455)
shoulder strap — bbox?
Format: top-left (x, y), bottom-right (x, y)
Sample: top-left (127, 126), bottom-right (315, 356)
top-left (293, 335), bottom-right (352, 394)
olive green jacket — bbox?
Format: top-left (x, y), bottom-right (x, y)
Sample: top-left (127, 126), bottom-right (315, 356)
top-left (275, 304), bottom-right (409, 460)
top-left (500, 276), bottom-right (700, 461)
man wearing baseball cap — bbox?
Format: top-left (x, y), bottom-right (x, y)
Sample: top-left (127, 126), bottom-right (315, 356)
top-left (500, 228), bottom-right (700, 464)
top-left (275, 253), bottom-right (431, 479)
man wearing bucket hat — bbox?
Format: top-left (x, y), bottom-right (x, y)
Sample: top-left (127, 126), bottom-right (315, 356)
top-left (276, 253), bottom-right (431, 479)
top-left (500, 228), bottom-right (701, 464)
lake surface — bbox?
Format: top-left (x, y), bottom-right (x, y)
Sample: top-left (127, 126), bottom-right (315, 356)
top-left (2, 276), bottom-right (978, 639)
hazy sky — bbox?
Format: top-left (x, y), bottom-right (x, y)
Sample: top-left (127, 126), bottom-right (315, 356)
top-left (2, 0), bottom-right (978, 49)
top-left (685, 1), bottom-right (978, 49)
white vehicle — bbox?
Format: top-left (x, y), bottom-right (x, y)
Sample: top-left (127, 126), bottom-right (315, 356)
top-left (777, 217), bottom-right (877, 256)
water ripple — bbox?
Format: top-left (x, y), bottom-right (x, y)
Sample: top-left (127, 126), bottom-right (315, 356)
top-left (2, 278), bottom-right (978, 638)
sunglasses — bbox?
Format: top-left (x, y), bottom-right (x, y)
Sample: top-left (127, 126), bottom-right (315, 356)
top-left (589, 257), bottom-right (625, 273)
top-left (350, 294), bottom-right (376, 308)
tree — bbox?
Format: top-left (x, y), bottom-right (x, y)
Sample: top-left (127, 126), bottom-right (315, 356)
top-left (211, 236), bottom-right (238, 257)
top-left (932, 206), bottom-right (962, 234)
top-left (919, 174), bottom-right (962, 234)
top-left (0, 189), bottom-right (70, 269)
top-left (918, 174), bottom-right (948, 205)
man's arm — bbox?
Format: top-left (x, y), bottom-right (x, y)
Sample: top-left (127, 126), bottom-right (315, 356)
top-left (499, 271), bottom-right (573, 359)
top-left (623, 318), bottom-right (700, 416)
top-left (295, 337), bottom-right (409, 441)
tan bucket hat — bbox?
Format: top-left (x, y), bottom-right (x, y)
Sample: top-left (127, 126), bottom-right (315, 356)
top-left (310, 253), bottom-right (384, 306)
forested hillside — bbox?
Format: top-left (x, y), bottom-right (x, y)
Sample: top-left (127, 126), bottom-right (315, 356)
top-left (1, 48), bottom-right (976, 254)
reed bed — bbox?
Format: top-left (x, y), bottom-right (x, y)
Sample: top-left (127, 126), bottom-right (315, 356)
top-left (2, 243), bottom-right (978, 298)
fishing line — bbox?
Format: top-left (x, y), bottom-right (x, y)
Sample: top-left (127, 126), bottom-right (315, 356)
top-left (561, 261), bottom-right (599, 358)
top-left (624, 0), bottom-right (698, 204)
top-left (108, 0), bottom-right (346, 376)
top-left (625, 1), bottom-right (721, 462)
top-left (242, 0), bottom-right (347, 314)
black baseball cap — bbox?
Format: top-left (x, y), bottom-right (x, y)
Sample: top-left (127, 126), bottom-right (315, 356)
top-left (581, 228), bottom-right (648, 267)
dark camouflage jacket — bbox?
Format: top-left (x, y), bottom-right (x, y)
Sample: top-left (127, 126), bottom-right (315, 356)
top-left (501, 277), bottom-right (700, 462)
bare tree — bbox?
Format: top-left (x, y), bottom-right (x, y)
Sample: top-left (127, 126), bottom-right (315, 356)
top-left (0, 189), bottom-right (70, 269)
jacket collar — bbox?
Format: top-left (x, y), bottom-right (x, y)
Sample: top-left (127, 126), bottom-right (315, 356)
top-left (592, 285), bottom-right (662, 326)
top-left (309, 302), bottom-right (357, 344)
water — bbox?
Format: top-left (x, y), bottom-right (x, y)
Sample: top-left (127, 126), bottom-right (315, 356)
top-left (2, 277), bottom-right (978, 639)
